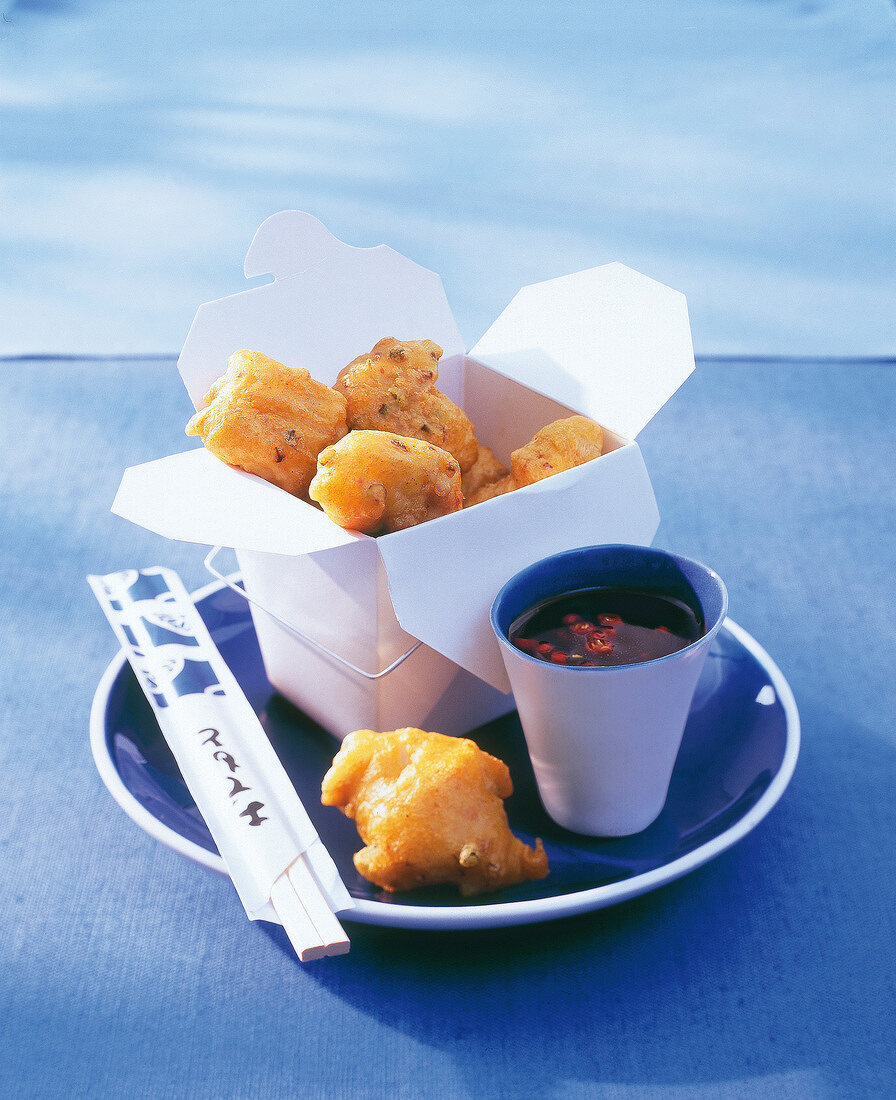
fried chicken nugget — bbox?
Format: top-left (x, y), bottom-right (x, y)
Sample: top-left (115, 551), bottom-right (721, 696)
top-left (464, 474), bottom-right (515, 506)
top-left (461, 443), bottom-right (509, 504)
top-left (321, 728), bottom-right (549, 896)
top-left (186, 349), bottom-right (348, 497)
top-left (463, 416), bottom-right (604, 506)
top-left (334, 337), bottom-right (478, 473)
top-left (308, 429), bottom-right (463, 535)
top-left (509, 414), bottom-right (604, 487)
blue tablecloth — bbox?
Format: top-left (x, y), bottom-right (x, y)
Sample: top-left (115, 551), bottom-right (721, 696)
top-left (1, 355), bottom-right (894, 1098)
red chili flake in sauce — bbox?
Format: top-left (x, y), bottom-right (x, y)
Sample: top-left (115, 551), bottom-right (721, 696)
top-left (585, 633), bottom-right (615, 655)
top-left (508, 587), bottom-right (704, 667)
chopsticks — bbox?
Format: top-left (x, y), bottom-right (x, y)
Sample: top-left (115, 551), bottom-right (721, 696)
top-left (89, 566), bottom-right (353, 961)
top-left (272, 858), bottom-right (350, 961)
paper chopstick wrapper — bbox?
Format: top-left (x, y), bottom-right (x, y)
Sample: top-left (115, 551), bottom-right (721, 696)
top-left (89, 566), bottom-right (354, 959)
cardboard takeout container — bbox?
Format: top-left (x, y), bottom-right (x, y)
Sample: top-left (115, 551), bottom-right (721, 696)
top-left (113, 211), bottom-right (695, 739)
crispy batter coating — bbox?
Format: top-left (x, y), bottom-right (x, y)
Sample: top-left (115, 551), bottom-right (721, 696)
top-left (463, 416), bottom-right (604, 506)
top-left (185, 349), bottom-right (348, 497)
top-left (461, 444), bottom-right (509, 504)
top-left (509, 415), bottom-right (604, 487)
top-left (333, 337), bottom-right (478, 473)
top-left (308, 429), bottom-right (463, 535)
top-left (321, 728), bottom-right (549, 896)
top-left (464, 475), bottom-right (515, 507)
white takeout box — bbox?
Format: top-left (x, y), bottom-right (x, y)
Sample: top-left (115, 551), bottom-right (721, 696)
top-left (113, 211), bottom-right (694, 739)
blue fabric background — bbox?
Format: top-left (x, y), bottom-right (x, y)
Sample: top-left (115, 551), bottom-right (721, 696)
top-left (2, 0), bottom-right (895, 359)
top-left (1, 355), bottom-right (893, 1098)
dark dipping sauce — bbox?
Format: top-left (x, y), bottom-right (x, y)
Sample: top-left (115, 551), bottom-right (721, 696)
top-left (508, 586), bottom-right (705, 667)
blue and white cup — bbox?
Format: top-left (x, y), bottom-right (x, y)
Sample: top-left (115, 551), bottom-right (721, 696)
top-left (491, 544), bottom-right (728, 836)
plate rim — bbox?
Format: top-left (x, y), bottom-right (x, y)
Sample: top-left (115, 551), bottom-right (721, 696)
top-left (90, 579), bottom-right (800, 931)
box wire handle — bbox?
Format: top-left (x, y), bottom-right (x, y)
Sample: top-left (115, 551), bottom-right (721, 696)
top-left (203, 546), bottom-right (422, 681)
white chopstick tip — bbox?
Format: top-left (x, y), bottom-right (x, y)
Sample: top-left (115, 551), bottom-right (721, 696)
top-left (296, 941), bottom-right (349, 963)
top-left (298, 938), bottom-right (351, 963)
top-left (271, 858), bottom-right (350, 962)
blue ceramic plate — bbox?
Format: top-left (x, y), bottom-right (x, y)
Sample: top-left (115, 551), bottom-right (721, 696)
top-left (90, 579), bottom-right (800, 930)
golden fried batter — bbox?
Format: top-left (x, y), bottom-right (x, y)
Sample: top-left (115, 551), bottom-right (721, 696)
top-left (186, 349), bottom-right (348, 497)
top-left (463, 416), bottom-right (604, 506)
top-left (509, 415), bottom-right (604, 488)
top-left (321, 728), bottom-right (549, 896)
top-left (334, 337), bottom-right (478, 473)
top-left (463, 476), bottom-right (515, 507)
top-left (461, 444), bottom-right (509, 504)
top-left (308, 429), bottom-right (463, 535)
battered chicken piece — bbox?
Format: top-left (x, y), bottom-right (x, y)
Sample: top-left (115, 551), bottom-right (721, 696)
top-left (461, 444), bottom-right (509, 504)
top-left (463, 416), bottom-right (604, 506)
top-left (186, 349), bottom-right (348, 497)
top-left (509, 415), bottom-right (604, 488)
top-left (334, 338), bottom-right (478, 473)
top-left (321, 728), bottom-right (549, 896)
top-left (308, 429), bottom-right (463, 535)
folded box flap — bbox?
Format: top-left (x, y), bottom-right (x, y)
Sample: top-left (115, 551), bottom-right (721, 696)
top-left (243, 210), bottom-right (350, 281)
top-left (177, 211), bottom-right (466, 410)
top-left (376, 443), bottom-right (661, 693)
top-left (112, 448), bottom-right (363, 556)
top-left (469, 262), bottom-right (694, 441)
